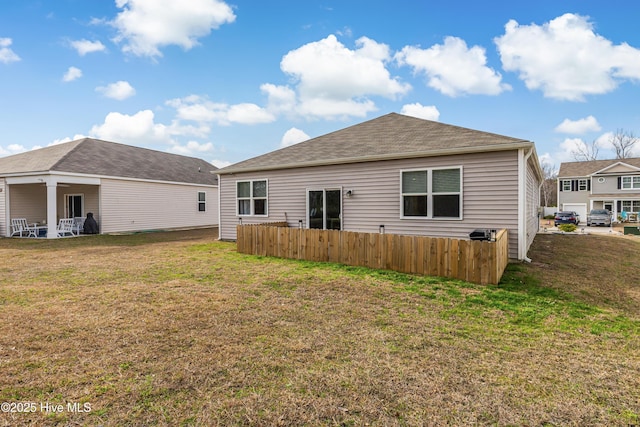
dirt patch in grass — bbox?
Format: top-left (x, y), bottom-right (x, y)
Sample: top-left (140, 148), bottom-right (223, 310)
top-left (0, 229), bottom-right (638, 426)
top-left (526, 233), bottom-right (640, 316)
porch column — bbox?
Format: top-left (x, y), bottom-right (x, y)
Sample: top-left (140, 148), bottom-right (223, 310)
top-left (46, 183), bottom-right (57, 238)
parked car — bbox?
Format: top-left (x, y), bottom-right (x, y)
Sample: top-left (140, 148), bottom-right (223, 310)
top-left (587, 209), bottom-right (612, 227)
top-left (554, 211), bottom-right (580, 226)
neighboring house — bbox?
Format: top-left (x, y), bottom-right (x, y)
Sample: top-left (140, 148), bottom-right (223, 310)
top-left (217, 113), bottom-right (543, 261)
top-left (557, 157), bottom-right (640, 221)
top-left (0, 138), bottom-right (219, 238)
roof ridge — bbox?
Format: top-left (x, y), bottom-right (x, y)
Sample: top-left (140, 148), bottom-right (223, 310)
top-left (83, 137), bottom-right (210, 162)
top-left (50, 138), bottom-right (89, 169)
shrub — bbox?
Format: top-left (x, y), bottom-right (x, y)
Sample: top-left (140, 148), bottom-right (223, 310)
top-left (543, 215), bottom-right (555, 220)
top-left (558, 223), bottom-right (577, 233)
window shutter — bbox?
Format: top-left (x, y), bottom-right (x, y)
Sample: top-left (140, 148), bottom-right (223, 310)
top-left (559, 180), bottom-right (563, 192)
top-left (587, 179), bottom-right (591, 191)
top-left (617, 201), bottom-right (622, 212)
top-left (572, 180), bottom-right (577, 191)
top-left (618, 177), bottom-right (622, 189)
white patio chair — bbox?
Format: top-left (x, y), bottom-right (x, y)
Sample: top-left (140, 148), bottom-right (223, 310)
top-left (56, 218), bottom-right (76, 237)
top-left (10, 218), bottom-right (37, 237)
top-left (73, 217), bottom-right (85, 235)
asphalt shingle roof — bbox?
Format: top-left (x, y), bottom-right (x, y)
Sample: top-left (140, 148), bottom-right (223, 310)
top-left (218, 113), bottom-right (532, 174)
top-left (558, 158), bottom-right (640, 177)
top-left (0, 138), bottom-right (218, 185)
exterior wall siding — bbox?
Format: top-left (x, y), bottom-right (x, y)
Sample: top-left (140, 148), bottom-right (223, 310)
top-left (525, 156), bottom-right (541, 254)
top-left (0, 179), bottom-right (5, 236)
top-left (5, 184), bottom-right (47, 226)
top-left (220, 150), bottom-right (523, 259)
top-left (100, 179), bottom-right (218, 233)
top-left (592, 177), bottom-right (619, 194)
top-left (558, 182), bottom-right (590, 204)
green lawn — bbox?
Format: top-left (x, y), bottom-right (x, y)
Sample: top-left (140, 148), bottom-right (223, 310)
top-left (0, 229), bottom-right (638, 426)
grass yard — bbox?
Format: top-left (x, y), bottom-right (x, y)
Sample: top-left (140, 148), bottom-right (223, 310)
top-left (0, 229), bottom-right (638, 426)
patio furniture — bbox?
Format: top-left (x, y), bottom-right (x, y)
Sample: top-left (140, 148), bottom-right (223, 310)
top-left (10, 218), bottom-right (37, 237)
top-left (73, 217), bottom-right (85, 235)
top-left (628, 213), bottom-right (639, 223)
top-left (56, 218), bottom-right (76, 237)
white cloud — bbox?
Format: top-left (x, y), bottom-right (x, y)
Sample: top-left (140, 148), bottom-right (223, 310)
top-left (261, 83), bottom-right (297, 115)
top-left (167, 140), bottom-right (215, 156)
top-left (280, 127), bottom-right (310, 148)
top-left (167, 95), bottom-right (275, 125)
top-left (277, 35), bottom-right (411, 118)
top-left (96, 81), bottom-right (136, 100)
top-left (396, 36), bottom-right (510, 97)
top-left (227, 103), bottom-right (275, 124)
top-left (49, 135), bottom-right (88, 146)
top-left (296, 97), bottom-right (376, 119)
top-left (112, 0), bottom-right (236, 58)
top-left (552, 131), bottom-right (638, 164)
top-left (554, 115), bottom-right (601, 134)
top-left (62, 66), bottom-right (83, 82)
top-left (538, 152), bottom-right (555, 167)
top-left (495, 13), bottom-right (640, 101)
top-left (89, 110), bottom-right (171, 144)
top-left (210, 159), bottom-right (232, 168)
top-left (400, 103), bottom-right (440, 121)
top-left (556, 137), bottom-right (588, 162)
top-left (0, 144), bottom-right (27, 157)
top-left (89, 109), bottom-right (210, 148)
top-left (0, 38), bottom-right (20, 63)
top-left (70, 39), bottom-right (106, 56)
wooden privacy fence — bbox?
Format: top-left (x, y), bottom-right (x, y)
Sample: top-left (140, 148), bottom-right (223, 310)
top-left (236, 225), bottom-right (509, 285)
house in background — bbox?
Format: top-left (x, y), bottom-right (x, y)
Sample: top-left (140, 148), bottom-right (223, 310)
top-left (557, 158), bottom-right (640, 221)
top-left (0, 138), bottom-right (219, 238)
top-left (217, 113), bottom-right (543, 261)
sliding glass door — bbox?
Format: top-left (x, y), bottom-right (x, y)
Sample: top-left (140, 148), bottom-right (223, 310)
top-left (65, 194), bottom-right (83, 218)
top-left (307, 189), bottom-right (341, 230)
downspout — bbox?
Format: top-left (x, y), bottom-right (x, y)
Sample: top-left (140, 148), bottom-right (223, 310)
top-left (217, 173), bottom-right (222, 240)
top-left (538, 180), bottom-right (544, 233)
top-left (519, 147), bottom-right (534, 262)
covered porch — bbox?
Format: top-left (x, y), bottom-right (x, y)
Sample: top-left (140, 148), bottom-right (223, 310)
top-left (590, 197), bottom-right (640, 223)
top-left (4, 174), bottom-right (100, 238)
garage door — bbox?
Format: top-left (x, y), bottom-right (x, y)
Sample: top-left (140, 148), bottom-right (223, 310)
top-left (562, 203), bottom-right (587, 224)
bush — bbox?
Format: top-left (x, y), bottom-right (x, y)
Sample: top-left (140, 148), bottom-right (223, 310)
top-left (558, 223), bottom-right (577, 233)
top-left (543, 215), bottom-right (555, 220)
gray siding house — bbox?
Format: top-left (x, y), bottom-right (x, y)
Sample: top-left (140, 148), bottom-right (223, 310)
top-left (0, 138), bottom-right (219, 238)
top-left (217, 113), bottom-right (543, 260)
top-left (557, 158), bottom-right (640, 221)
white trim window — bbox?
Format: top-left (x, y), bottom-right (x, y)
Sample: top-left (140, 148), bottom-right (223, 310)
top-left (622, 200), bottom-right (640, 213)
top-left (401, 167), bottom-right (462, 219)
top-left (578, 179), bottom-right (588, 191)
top-left (562, 180), bottom-right (572, 191)
top-left (236, 179), bottom-right (268, 216)
top-left (197, 191), bottom-right (206, 212)
top-left (621, 176), bottom-right (640, 190)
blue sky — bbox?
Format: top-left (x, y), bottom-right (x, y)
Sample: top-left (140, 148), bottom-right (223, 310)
top-left (1, 0), bottom-right (640, 169)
